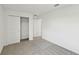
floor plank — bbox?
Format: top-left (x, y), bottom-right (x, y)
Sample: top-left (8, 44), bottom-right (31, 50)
top-left (1, 37), bottom-right (78, 55)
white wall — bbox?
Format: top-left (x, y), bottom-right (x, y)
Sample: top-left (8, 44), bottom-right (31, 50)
top-left (21, 17), bottom-right (29, 39)
top-left (41, 5), bottom-right (79, 54)
top-left (5, 10), bottom-right (33, 45)
top-left (0, 5), bottom-right (5, 53)
top-left (33, 19), bottom-right (42, 37)
top-left (7, 16), bottom-right (20, 45)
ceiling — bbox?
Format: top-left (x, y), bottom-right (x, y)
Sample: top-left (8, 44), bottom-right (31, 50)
top-left (2, 4), bottom-right (66, 15)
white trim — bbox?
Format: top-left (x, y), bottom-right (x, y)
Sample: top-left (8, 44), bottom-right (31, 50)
top-left (5, 40), bottom-right (20, 46)
top-left (0, 46), bottom-right (3, 54)
top-left (43, 37), bottom-right (79, 54)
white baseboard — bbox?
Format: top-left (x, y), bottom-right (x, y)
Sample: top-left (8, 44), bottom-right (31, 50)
top-left (42, 37), bottom-right (79, 54)
top-left (5, 40), bottom-right (20, 46)
top-left (0, 46), bottom-right (3, 54)
top-left (33, 36), bottom-right (42, 38)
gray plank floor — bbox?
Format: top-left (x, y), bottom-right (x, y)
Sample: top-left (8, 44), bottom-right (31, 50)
top-left (1, 37), bottom-right (78, 55)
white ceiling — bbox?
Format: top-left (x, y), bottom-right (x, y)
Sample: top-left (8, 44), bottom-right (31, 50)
top-left (2, 4), bottom-right (66, 15)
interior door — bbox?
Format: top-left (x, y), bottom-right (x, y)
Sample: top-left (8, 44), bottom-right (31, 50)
top-left (33, 19), bottom-right (42, 37)
top-left (7, 15), bottom-right (20, 45)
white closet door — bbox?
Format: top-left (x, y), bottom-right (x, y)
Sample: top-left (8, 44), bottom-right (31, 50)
top-left (34, 19), bottom-right (42, 37)
top-left (7, 16), bottom-right (20, 45)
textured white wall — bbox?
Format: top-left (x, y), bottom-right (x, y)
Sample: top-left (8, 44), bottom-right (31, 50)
top-left (41, 5), bottom-right (79, 54)
top-left (21, 17), bottom-right (29, 39)
top-left (0, 5), bottom-right (5, 53)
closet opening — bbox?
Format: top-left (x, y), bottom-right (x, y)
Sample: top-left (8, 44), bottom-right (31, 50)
top-left (20, 17), bottom-right (29, 41)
